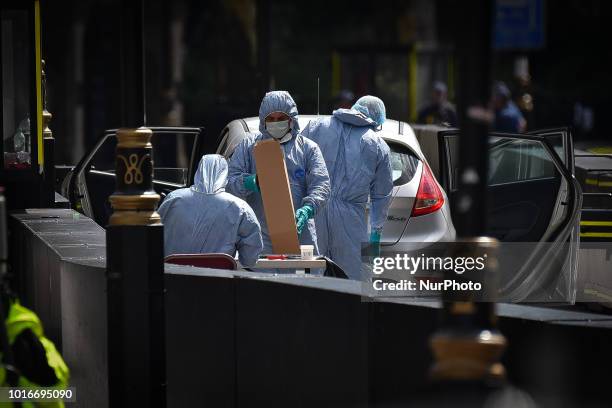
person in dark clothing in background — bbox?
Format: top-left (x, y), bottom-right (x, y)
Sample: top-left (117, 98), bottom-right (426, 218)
top-left (417, 81), bottom-right (458, 126)
top-left (332, 90), bottom-right (355, 110)
top-left (491, 81), bottom-right (526, 133)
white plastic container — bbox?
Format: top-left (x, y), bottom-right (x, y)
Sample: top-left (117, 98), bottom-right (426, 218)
top-left (300, 245), bottom-right (314, 260)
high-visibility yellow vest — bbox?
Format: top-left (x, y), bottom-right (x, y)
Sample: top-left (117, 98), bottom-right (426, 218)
top-left (0, 301), bottom-right (69, 408)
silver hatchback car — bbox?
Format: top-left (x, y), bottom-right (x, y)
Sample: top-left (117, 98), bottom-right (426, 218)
top-left (215, 115), bottom-right (456, 252)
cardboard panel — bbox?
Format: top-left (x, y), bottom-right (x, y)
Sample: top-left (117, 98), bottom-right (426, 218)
top-left (254, 139), bottom-right (301, 254)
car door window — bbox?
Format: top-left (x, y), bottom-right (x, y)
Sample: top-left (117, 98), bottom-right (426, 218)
top-left (544, 133), bottom-right (564, 164)
top-left (74, 128), bottom-right (201, 226)
top-left (488, 137), bottom-right (557, 185)
top-left (88, 132), bottom-right (196, 187)
top-left (89, 135), bottom-right (116, 173)
top-left (150, 133), bottom-right (195, 187)
top-left (441, 133), bottom-right (558, 190)
top-left (528, 128), bottom-right (573, 172)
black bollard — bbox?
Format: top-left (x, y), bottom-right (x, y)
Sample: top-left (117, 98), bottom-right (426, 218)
top-left (430, 237), bottom-right (506, 383)
top-left (414, 1), bottom-right (518, 406)
top-left (106, 127), bottom-right (165, 407)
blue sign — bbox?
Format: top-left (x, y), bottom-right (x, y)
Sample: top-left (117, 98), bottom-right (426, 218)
top-left (494, 0), bottom-right (545, 50)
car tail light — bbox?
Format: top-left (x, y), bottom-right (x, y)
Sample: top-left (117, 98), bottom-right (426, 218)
top-left (411, 162), bottom-right (444, 216)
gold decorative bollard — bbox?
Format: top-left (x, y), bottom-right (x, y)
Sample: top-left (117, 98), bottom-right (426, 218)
top-left (42, 60), bottom-right (53, 141)
top-left (429, 237), bottom-right (507, 382)
top-left (430, 327), bottom-right (507, 381)
top-left (42, 110), bottom-right (52, 138)
top-left (106, 126), bottom-right (166, 407)
top-left (41, 60), bottom-right (55, 207)
top-left (108, 127), bottom-right (160, 226)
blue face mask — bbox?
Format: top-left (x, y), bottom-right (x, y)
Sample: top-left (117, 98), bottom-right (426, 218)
top-left (266, 120), bottom-right (290, 139)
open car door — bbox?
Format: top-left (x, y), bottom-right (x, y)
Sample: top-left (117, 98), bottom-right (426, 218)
top-left (526, 127), bottom-right (581, 300)
top-left (66, 127), bottom-right (203, 226)
top-left (439, 129), bottom-right (582, 302)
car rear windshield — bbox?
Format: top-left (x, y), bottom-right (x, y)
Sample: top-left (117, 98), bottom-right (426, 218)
top-left (387, 142), bottom-right (420, 186)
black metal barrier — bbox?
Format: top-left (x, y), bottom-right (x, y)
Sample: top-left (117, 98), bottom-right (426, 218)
top-left (9, 209), bottom-right (107, 406)
top-left (9, 209), bottom-right (612, 407)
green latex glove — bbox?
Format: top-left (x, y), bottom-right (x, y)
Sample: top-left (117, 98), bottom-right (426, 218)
top-left (370, 230), bottom-right (381, 257)
top-left (295, 205), bottom-right (314, 235)
top-left (244, 174), bottom-right (259, 193)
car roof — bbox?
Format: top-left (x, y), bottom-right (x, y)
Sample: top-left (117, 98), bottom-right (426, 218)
top-left (242, 115), bottom-right (423, 158)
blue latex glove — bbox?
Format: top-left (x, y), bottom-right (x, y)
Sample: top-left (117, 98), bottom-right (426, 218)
top-left (295, 205), bottom-right (314, 235)
top-left (370, 230), bottom-right (381, 257)
top-left (244, 174), bottom-right (259, 193)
